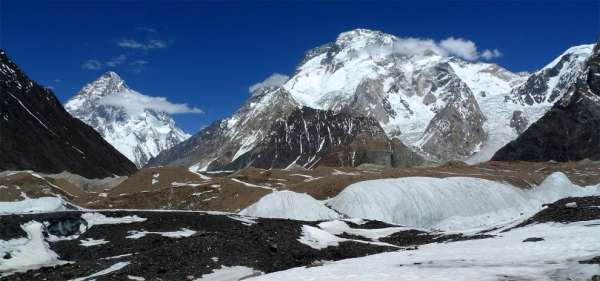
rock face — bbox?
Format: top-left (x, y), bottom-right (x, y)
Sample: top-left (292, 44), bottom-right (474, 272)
top-left (509, 44), bottom-right (594, 106)
top-left (0, 51), bottom-right (137, 178)
top-left (147, 87), bottom-right (299, 170)
top-left (150, 29), bottom-right (594, 170)
top-left (65, 72), bottom-right (190, 167)
top-left (415, 65), bottom-right (487, 161)
top-left (493, 41), bottom-right (600, 162)
top-left (221, 107), bottom-right (424, 170)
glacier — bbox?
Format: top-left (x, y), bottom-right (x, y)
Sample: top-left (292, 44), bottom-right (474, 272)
top-left (327, 172), bottom-right (600, 230)
top-left (240, 191), bottom-right (341, 221)
top-left (238, 172), bottom-right (600, 232)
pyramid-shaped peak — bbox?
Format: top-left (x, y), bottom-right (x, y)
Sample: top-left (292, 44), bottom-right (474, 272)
top-left (75, 71), bottom-right (129, 98)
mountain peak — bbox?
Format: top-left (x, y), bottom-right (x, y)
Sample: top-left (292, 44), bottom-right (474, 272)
top-left (76, 71), bottom-right (128, 99)
top-left (101, 70), bottom-right (122, 81)
top-left (65, 74), bottom-right (191, 168)
top-left (335, 28), bottom-right (396, 49)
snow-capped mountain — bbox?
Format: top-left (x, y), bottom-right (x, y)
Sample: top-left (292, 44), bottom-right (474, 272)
top-left (149, 29), bottom-right (594, 171)
top-left (494, 39), bottom-right (600, 161)
top-left (0, 51), bottom-right (137, 178)
top-left (65, 72), bottom-right (190, 167)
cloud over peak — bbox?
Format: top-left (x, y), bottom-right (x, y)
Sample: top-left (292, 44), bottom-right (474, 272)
top-left (99, 90), bottom-right (202, 115)
top-left (362, 35), bottom-right (503, 61)
top-left (116, 39), bottom-right (169, 50)
top-left (249, 73), bottom-right (290, 93)
top-left (481, 49), bottom-right (503, 60)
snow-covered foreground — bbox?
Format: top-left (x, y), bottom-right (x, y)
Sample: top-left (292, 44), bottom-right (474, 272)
top-left (250, 220), bottom-right (600, 281)
top-left (242, 172), bottom-right (600, 231)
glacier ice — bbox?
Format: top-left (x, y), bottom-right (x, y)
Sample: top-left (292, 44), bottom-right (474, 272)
top-left (239, 191), bottom-right (341, 221)
top-left (326, 172), bottom-right (600, 230)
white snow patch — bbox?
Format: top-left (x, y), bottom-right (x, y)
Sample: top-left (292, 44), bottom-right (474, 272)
top-left (239, 191), bottom-right (341, 221)
top-left (332, 169), bottom-right (360, 176)
top-left (0, 221), bottom-right (69, 275)
top-left (297, 225), bottom-right (343, 250)
top-left (227, 215), bottom-right (258, 226)
top-left (171, 182), bottom-right (203, 187)
top-left (69, 261), bottom-right (130, 281)
top-left (231, 178), bottom-right (275, 190)
top-left (318, 220), bottom-right (409, 240)
top-left (195, 265), bottom-right (262, 280)
top-left (80, 238), bottom-right (109, 247)
top-left (126, 228), bottom-right (196, 239)
top-left (82, 213), bottom-right (147, 228)
top-left (0, 197), bottom-right (67, 214)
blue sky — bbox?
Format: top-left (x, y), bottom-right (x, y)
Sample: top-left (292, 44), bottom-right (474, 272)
top-left (1, 1), bottom-right (598, 134)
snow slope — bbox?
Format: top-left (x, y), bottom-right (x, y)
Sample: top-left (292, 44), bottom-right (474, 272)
top-left (65, 72), bottom-right (190, 167)
top-left (240, 191), bottom-right (341, 221)
top-left (327, 172), bottom-right (600, 230)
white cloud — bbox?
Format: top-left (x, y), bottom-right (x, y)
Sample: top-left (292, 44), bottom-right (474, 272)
top-left (481, 49), bottom-right (503, 60)
top-left (99, 90), bottom-right (202, 115)
top-left (439, 37), bottom-right (478, 61)
top-left (105, 54), bottom-right (127, 67)
top-left (116, 39), bottom-right (169, 50)
top-left (82, 60), bottom-right (103, 70)
top-left (362, 36), bottom-right (501, 61)
top-left (82, 56), bottom-right (149, 72)
top-left (249, 73), bottom-right (290, 93)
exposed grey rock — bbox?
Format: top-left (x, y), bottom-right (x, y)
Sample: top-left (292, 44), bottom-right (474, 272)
top-left (418, 67), bottom-right (487, 162)
top-left (510, 110), bottom-right (529, 134)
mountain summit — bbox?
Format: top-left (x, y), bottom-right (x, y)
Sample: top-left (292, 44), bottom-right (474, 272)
top-left (65, 72), bottom-right (190, 167)
top-left (149, 29), bottom-right (594, 171)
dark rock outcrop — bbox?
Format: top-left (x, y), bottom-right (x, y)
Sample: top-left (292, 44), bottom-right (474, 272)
top-left (217, 107), bottom-right (424, 170)
top-left (0, 50), bottom-right (137, 178)
top-left (493, 41), bottom-right (600, 162)
top-left (147, 88), bottom-right (299, 170)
